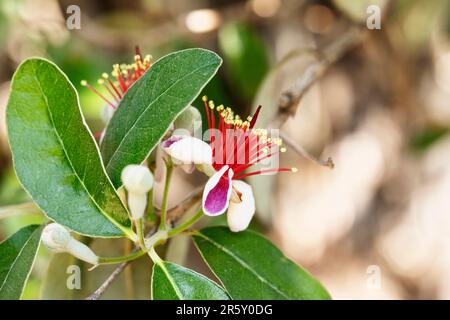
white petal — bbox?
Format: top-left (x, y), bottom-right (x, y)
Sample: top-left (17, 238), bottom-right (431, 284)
top-left (162, 135), bottom-right (212, 165)
top-left (227, 180), bottom-right (255, 232)
top-left (202, 165), bottom-right (234, 216)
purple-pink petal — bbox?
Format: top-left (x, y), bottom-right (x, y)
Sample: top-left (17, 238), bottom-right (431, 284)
top-left (202, 166), bottom-right (233, 216)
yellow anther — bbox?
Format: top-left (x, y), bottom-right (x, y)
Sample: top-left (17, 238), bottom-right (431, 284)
top-left (80, 80), bottom-right (87, 86)
top-left (280, 147), bottom-right (287, 153)
top-left (291, 167), bottom-right (298, 173)
top-left (102, 73), bottom-right (109, 79)
top-left (247, 116), bottom-right (252, 122)
top-left (202, 95), bottom-right (208, 102)
top-left (97, 79), bottom-right (104, 85)
top-left (208, 100), bottom-right (215, 110)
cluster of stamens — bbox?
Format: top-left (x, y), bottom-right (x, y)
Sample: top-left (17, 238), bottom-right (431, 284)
top-left (202, 96), bottom-right (297, 178)
top-left (81, 47), bottom-right (152, 109)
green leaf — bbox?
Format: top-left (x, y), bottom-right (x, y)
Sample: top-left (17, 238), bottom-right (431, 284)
top-left (192, 227), bottom-right (331, 300)
top-left (0, 224), bottom-right (43, 300)
top-left (6, 58), bottom-right (132, 238)
top-left (152, 260), bottom-right (229, 300)
top-left (100, 48), bottom-right (222, 187)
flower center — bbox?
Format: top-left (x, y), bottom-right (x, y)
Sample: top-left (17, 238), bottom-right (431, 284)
top-left (81, 46), bottom-right (152, 109)
top-left (202, 96), bottom-right (296, 179)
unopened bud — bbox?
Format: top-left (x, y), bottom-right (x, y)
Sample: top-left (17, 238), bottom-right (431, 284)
top-left (121, 165), bottom-right (154, 219)
top-left (41, 223), bottom-right (71, 253)
top-left (41, 223), bottom-right (99, 265)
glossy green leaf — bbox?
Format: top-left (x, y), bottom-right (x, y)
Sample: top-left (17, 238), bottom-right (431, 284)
top-left (192, 227), bottom-right (331, 300)
top-left (0, 224), bottom-right (43, 300)
top-left (152, 260), bottom-right (229, 300)
top-left (6, 58), bottom-right (132, 238)
top-left (100, 48), bottom-right (222, 187)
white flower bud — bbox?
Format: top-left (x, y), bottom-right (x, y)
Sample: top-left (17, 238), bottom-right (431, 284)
top-left (65, 239), bottom-right (99, 265)
top-left (121, 165), bottom-right (154, 219)
top-left (41, 223), bottom-right (71, 253)
top-left (161, 135), bottom-right (212, 165)
top-left (41, 223), bottom-right (99, 265)
top-left (121, 165), bottom-right (154, 194)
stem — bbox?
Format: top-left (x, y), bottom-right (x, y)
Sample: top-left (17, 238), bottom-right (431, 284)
top-left (168, 208), bottom-right (204, 237)
top-left (159, 161), bottom-right (173, 231)
top-left (135, 218), bottom-right (146, 249)
top-left (144, 230), bottom-right (168, 248)
top-left (97, 249), bottom-right (146, 265)
top-left (148, 247), bottom-right (162, 264)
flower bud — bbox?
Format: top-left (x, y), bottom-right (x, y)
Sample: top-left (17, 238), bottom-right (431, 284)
top-left (41, 223), bottom-right (71, 253)
top-left (41, 223), bottom-right (99, 265)
top-left (121, 165), bottom-right (154, 219)
top-left (161, 135), bottom-right (212, 165)
top-left (121, 165), bottom-right (154, 194)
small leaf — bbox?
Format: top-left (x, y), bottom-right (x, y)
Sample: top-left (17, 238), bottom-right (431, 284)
top-left (152, 260), bottom-right (229, 300)
top-left (6, 58), bottom-right (132, 238)
top-left (192, 226), bottom-right (331, 300)
top-left (101, 48), bottom-right (222, 187)
top-left (0, 224), bottom-right (43, 300)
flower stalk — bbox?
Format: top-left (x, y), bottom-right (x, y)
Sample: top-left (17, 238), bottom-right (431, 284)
top-left (159, 159), bottom-right (174, 231)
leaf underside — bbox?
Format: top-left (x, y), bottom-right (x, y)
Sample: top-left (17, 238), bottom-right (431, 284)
top-left (6, 58), bottom-right (130, 237)
top-left (0, 224), bottom-right (43, 300)
top-left (100, 48), bottom-right (222, 187)
top-left (193, 226), bottom-right (331, 300)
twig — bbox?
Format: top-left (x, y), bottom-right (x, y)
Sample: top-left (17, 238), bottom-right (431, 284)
top-left (85, 258), bottom-right (131, 300)
top-left (269, 27), bottom-right (364, 129)
top-left (0, 202), bottom-right (41, 219)
top-left (268, 28), bottom-right (364, 168)
top-left (280, 131), bottom-right (334, 169)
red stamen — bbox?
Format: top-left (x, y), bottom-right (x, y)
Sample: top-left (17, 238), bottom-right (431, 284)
top-left (234, 168), bottom-right (293, 179)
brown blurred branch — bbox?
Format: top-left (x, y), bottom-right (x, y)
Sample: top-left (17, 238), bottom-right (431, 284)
top-left (280, 131), bottom-right (334, 169)
top-left (270, 28), bottom-right (364, 168)
top-left (269, 27), bottom-right (364, 129)
top-left (0, 202), bottom-right (41, 219)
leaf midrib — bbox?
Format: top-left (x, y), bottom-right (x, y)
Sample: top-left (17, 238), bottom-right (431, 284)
top-left (194, 231), bottom-right (291, 299)
top-left (104, 60), bottom-right (218, 171)
top-left (30, 62), bottom-right (125, 236)
top-left (156, 262), bottom-right (183, 299)
top-left (0, 227), bottom-right (39, 296)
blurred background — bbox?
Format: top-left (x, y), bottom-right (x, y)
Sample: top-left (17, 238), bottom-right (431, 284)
top-left (1, 0), bottom-right (450, 300)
